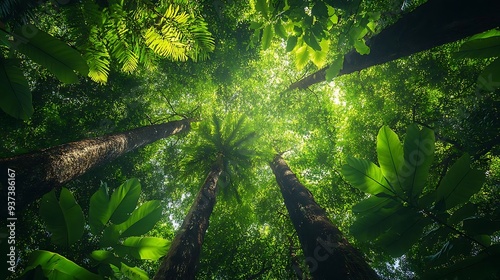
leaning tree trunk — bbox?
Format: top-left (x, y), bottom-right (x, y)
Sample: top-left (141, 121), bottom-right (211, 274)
top-left (270, 155), bottom-right (378, 280)
top-left (154, 162), bottom-right (222, 280)
top-left (287, 0), bottom-right (500, 90)
top-left (0, 118), bottom-right (192, 214)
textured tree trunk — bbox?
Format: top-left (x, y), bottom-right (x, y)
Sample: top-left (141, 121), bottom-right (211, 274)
top-left (0, 119), bottom-right (192, 214)
top-left (154, 162), bottom-right (222, 280)
top-left (270, 155), bottom-right (378, 280)
top-left (287, 0), bottom-right (500, 90)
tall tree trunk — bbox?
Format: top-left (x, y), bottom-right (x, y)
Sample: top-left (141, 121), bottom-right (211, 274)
top-left (154, 162), bottom-right (222, 280)
top-left (0, 119), bottom-right (192, 213)
top-left (287, 0), bottom-right (500, 90)
top-left (270, 155), bottom-right (378, 280)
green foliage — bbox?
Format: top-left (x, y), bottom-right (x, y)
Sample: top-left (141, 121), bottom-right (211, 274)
top-left (21, 250), bottom-right (101, 280)
top-left (0, 58), bottom-right (33, 120)
top-left (455, 29), bottom-right (500, 91)
top-left (343, 124), bottom-right (499, 278)
top-left (39, 188), bottom-right (85, 247)
top-left (0, 24), bottom-right (88, 119)
top-left (26, 179), bottom-right (169, 280)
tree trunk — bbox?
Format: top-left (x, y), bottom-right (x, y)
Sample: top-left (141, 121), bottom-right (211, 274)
top-left (0, 119), bottom-right (192, 214)
top-left (287, 0), bottom-right (500, 90)
top-left (270, 155), bottom-right (378, 280)
top-left (154, 162), bottom-right (222, 280)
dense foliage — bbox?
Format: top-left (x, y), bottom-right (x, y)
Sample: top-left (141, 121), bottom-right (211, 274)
top-left (1, 0), bottom-right (499, 279)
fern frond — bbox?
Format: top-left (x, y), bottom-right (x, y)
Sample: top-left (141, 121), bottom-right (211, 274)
top-left (144, 27), bottom-right (188, 61)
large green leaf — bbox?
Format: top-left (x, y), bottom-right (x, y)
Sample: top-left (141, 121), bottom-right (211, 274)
top-left (261, 24), bottom-right (273, 50)
top-left (39, 188), bottom-right (85, 247)
top-left (448, 203), bottom-right (478, 225)
top-left (402, 124), bottom-right (435, 198)
top-left (108, 178), bottom-right (141, 224)
top-left (114, 200), bottom-right (162, 237)
top-left (23, 251), bottom-right (101, 280)
top-left (350, 203), bottom-right (405, 241)
top-left (113, 237), bottom-right (170, 260)
top-left (376, 213), bottom-right (429, 257)
top-left (454, 30), bottom-right (500, 59)
top-left (352, 195), bottom-right (398, 214)
top-left (463, 217), bottom-right (500, 236)
top-left (343, 157), bottom-right (394, 195)
top-left (89, 184), bottom-right (110, 234)
top-left (13, 24), bottom-right (89, 83)
top-left (90, 250), bottom-right (121, 267)
top-left (436, 154), bottom-right (485, 209)
top-left (377, 126), bottom-right (405, 195)
top-left (111, 263), bottom-right (149, 280)
top-left (0, 58), bottom-right (33, 120)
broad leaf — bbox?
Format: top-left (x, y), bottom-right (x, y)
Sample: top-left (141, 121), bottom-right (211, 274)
top-left (448, 203), bottom-right (477, 225)
top-left (23, 251), bottom-right (100, 280)
top-left (352, 195), bottom-right (398, 214)
top-left (477, 57), bottom-right (500, 91)
top-left (39, 188), bottom-right (84, 247)
top-left (114, 200), bottom-right (162, 237)
top-left (377, 126), bottom-right (405, 195)
top-left (325, 55), bottom-right (344, 81)
top-left (89, 184), bottom-right (110, 234)
top-left (402, 124), bottom-right (435, 198)
top-left (255, 0), bottom-right (269, 18)
top-left (286, 36), bottom-right (298, 52)
top-left (463, 217), bottom-right (500, 236)
top-left (354, 39), bottom-right (370, 55)
top-left (261, 24), bottom-right (273, 50)
top-left (113, 237), bottom-right (170, 260)
top-left (454, 33), bottom-right (500, 59)
top-left (376, 214), bottom-right (429, 257)
top-left (111, 263), bottom-right (149, 280)
top-left (342, 157), bottom-right (394, 195)
top-left (90, 250), bottom-right (121, 267)
top-left (294, 45), bottom-right (310, 70)
top-left (350, 203), bottom-right (406, 241)
top-left (14, 24), bottom-right (89, 83)
top-left (426, 238), bottom-right (473, 266)
top-left (108, 178), bottom-right (141, 224)
top-left (0, 58), bottom-right (33, 120)
top-left (274, 21), bottom-right (287, 39)
top-left (436, 154), bottom-right (485, 209)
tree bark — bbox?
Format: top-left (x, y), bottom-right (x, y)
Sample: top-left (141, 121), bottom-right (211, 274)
top-left (287, 0), bottom-right (500, 90)
top-left (270, 155), bottom-right (378, 280)
top-left (154, 161), bottom-right (222, 280)
top-left (0, 119), bottom-right (192, 214)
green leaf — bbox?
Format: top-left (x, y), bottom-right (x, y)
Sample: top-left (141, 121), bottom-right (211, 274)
top-left (39, 188), bottom-right (84, 247)
top-left (455, 33), bottom-right (500, 59)
top-left (376, 214), bottom-right (429, 257)
top-left (286, 36), bottom-right (298, 52)
top-left (90, 250), bottom-right (121, 267)
top-left (109, 178), bottom-right (141, 224)
top-left (448, 203), bottom-right (477, 225)
top-left (377, 126), bottom-right (404, 195)
top-left (463, 217), bottom-right (500, 236)
top-left (342, 157), bottom-right (393, 195)
top-left (114, 237), bottom-right (170, 260)
top-left (310, 39), bottom-right (329, 68)
top-left (100, 225), bottom-right (121, 247)
top-left (117, 262), bottom-right (149, 280)
top-left (354, 39), bottom-right (370, 54)
top-left (261, 24), bottom-right (273, 50)
top-left (294, 45), bottom-right (310, 70)
top-left (89, 184), bottom-right (110, 234)
top-left (13, 24), bottom-right (89, 83)
top-left (402, 124), bottom-right (435, 198)
top-left (249, 21), bottom-right (263, 30)
top-left (350, 203), bottom-right (407, 241)
top-left (311, 1), bottom-right (329, 18)
top-left (303, 33), bottom-right (322, 51)
top-left (352, 195), bottom-right (398, 214)
top-left (477, 57), bottom-right (500, 91)
top-left (426, 238), bottom-right (473, 266)
top-left (114, 200), bottom-right (162, 237)
top-left (325, 55), bottom-right (344, 81)
top-left (436, 154), bottom-right (485, 209)
top-left (23, 251), bottom-right (101, 280)
top-left (0, 58), bottom-right (33, 120)
top-left (255, 0), bottom-right (269, 18)
top-left (274, 21), bottom-right (287, 39)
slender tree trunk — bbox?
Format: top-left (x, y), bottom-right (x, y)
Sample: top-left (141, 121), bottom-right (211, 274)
top-left (154, 162), bottom-right (222, 280)
top-left (287, 0), bottom-right (500, 90)
top-left (270, 155), bottom-right (378, 280)
top-left (0, 119), bottom-right (192, 214)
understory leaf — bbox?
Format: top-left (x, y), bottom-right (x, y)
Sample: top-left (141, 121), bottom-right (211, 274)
top-left (23, 251), bottom-right (100, 280)
top-left (0, 58), bottom-right (33, 120)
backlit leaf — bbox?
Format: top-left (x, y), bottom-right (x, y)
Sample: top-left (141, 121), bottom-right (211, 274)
top-left (377, 126), bottom-right (404, 195)
top-left (342, 157), bottom-right (394, 195)
top-left (0, 58), bottom-right (33, 120)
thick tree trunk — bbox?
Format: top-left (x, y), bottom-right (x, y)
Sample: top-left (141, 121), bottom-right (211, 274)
top-left (0, 119), bottom-right (192, 214)
top-left (270, 155), bottom-right (378, 280)
top-left (154, 162), bottom-right (222, 280)
top-left (287, 0), bottom-right (500, 90)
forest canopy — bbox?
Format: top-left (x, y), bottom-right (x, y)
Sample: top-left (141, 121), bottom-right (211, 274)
top-left (1, 0), bottom-right (499, 279)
